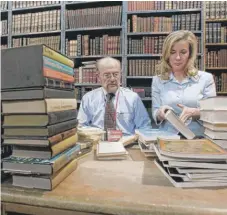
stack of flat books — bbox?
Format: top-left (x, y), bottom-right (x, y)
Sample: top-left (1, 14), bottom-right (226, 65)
top-left (96, 141), bottom-right (128, 160)
top-left (200, 97), bottom-right (227, 149)
top-left (1, 109), bottom-right (12, 182)
top-left (135, 128), bottom-right (180, 157)
top-left (154, 138), bottom-right (227, 188)
top-left (1, 45), bottom-right (82, 190)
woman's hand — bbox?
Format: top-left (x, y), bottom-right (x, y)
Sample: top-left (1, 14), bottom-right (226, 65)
top-left (157, 105), bottom-right (173, 122)
top-left (177, 104), bottom-right (200, 123)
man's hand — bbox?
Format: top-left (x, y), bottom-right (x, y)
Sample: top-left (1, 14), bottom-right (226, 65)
top-left (177, 104), bottom-right (200, 123)
top-left (156, 105), bottom-right (173, 122)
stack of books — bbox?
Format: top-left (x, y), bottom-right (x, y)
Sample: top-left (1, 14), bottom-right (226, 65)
top-left (154, 138), bottom-right (227, 188)
top-left (1, 108), bottom-right (12, 182)
top-left (1, 45), bottom-right (81, 190)
top-left (135, 128), bottom-right (180, 157)
top-left (96, 141), bottom-right (128, 160)
top-left (200, 97), bottom-right (227, 150)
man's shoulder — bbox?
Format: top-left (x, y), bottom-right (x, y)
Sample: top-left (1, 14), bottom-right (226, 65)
top-left (120, 87), bottom-right (139, 97)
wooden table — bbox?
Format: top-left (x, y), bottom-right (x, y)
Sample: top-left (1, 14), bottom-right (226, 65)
top-left (2, 148), bottom-right (227, 215)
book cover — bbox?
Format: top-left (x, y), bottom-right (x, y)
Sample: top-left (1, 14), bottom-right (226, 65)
top-left (158, 138), bottom-right (227, 159)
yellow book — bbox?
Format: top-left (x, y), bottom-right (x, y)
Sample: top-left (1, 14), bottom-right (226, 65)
top-left (43, 45), bottom-right (74, 68)
top-left (157, 138), bottom-right (227, 159)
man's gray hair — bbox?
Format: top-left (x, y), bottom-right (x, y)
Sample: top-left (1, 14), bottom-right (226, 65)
top-left (96, 57), bottom-right (121, 72)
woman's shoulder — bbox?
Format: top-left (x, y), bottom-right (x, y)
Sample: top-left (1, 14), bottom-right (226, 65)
top-left (197, 70), bottom-right (213, 81)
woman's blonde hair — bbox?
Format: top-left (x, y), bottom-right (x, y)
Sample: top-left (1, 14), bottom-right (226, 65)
top-left (156, 30), bottom-right (198, 80)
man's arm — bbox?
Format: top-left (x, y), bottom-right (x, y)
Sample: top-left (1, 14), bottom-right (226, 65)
top-left (77, 95), bottom-right (92, 126)
top-left (133, 94), bottom-right (152, 130)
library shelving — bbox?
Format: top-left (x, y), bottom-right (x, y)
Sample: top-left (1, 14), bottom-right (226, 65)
top-left (205, 1), bottom-right (227, 95)
top-left (1, 1), bottom-right (226, 112)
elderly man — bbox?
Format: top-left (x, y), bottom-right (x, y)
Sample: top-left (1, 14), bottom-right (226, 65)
top-left (77, 57), bottom-right (151, 136)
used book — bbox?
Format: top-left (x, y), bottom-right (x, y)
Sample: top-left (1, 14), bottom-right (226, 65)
top-left (164, 109), bottom-right (196, 139)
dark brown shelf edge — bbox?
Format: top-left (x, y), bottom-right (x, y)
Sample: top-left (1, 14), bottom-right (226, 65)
top-left (206, 43), bottom-right (227, 46)
top-left (127, 76), bottom-right (153, 79)
top-left (206, 19), bottom-right (227, 22)
top-left (206, 68), bottom-right (227, 70)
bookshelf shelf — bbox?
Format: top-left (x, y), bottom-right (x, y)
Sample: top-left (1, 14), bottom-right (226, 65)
top-left (12, 30), bottom-right (61, 37)
top-left (65, 1), bottom-right (102, 6)
top-left (70, 55), bottom-right (122, 59)
top-left (1, 35), bottom-right (8, 38)
top-left (127, 31), bottom-right (202, 36)
top-left (1, 10), bottom-right (8, 13)
top-left (127, 8), bottom-right (201, 15)
top-left (12, 4), bottom-right (61, 12)
top-left (74, 83), bottom-right (101, 87)
top-left (217, 92), bottom-right (227, 95)
top-left (127, 54), bottom-right (162, 58)
top-left (206, 43), bottom-right (227, 46)
top-left (127, 76), bottom-right (153, 79)
top-left (206, 68), bottom-right (227, 70)
top-left (66, 26), bottom-right (122, 32)
top-left (206, 19), bottom-right (227, 23)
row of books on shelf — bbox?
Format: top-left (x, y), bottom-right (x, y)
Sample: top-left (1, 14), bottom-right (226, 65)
top-left (129, 13), bottom-right (201, 33)
top-left (206, 1), bottom-right (227, 19)
top-left (12, 36), bottom-right (61, 52)
top-left (206, 23), bottom-right (227, 43)
top-left (127, 59), bottom-right (202, 77)
top-left (0, 1), bottom-right (8, 10)
top-left (66, 35), bottom-right (121, 57)
top-left (128, 1), bottom-right (202, 11)
top-left (1, 45), bottom-right (7, 49)
top-left (212, 72), bottom-right (227, 93)
top-left (206, 49), bottom-right (227, 67)
top-left (75, 86), bottom-right (98, 101)
top-left (128, 59), bottom-right (160, 77)
top-left (131, 87), bottom-right (151, 98)
top-left (12, 10), bottom-right (61, 34)
top-left (74, 68), bottom-right (98, 84)
top-left (0, 20), bottom-right (8, 36)
top-left (12, 1), bottom-right (60, 9)
top-left (128, 36), bottom-right (201, 54)
top-left (66, 6), bottom-right (122, 30)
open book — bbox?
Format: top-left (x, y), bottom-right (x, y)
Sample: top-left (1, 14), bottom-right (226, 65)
top-left (165, 109), bottom-right (196, 139)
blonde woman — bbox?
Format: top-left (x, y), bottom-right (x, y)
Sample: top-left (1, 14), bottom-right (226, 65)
top-left (152, 30), bottom-right (216, 136)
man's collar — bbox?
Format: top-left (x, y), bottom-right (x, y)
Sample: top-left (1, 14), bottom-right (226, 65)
top-left (102, 87), bottom-right (120, 96)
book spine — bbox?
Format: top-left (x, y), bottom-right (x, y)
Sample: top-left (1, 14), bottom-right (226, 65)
top-left (43, 45), bottom-right (74, 68)
top-left (44, 77), bottom-right (74, 90)
top-left (43, 56), bottom-right (74, 76)
top-left (51, 144), bottom-right (81, 174)
top-left (48, 128), bottom-right (77, 145)
top-left (51, 133), bottom-right (78, 157)
top-left (43, 87), bottom-right (74, 98)
top-left (45, 99), bottom-right (77, 113)
top-left (48, 118), bottom-right (78, 137)
top-left (48, 109), bottom-right (78, 125)
top-left (43, 67), bottom-right (74, 83)
top-left (51, 158), bottom-right (78, 189)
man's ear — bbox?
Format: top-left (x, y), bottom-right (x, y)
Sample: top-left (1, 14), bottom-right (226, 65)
top-left (96, 72), bottom-right (101, 83)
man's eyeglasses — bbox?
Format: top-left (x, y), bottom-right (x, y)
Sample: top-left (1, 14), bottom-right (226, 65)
top-left (103, 72), bottom-right (120, 79)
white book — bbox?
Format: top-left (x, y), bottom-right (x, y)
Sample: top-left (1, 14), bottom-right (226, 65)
top-left (200, 110), bottom-right (227, 124)
top-left (155, 159), bottom-right (227, 188)
top-left (205, 128), bottom-right (227, 140)
top-left (176, 167), bottom-right (227, 174)
top-left (203, 122), bottom-right (227, 131)
top-left (97, 141), bottom-right (127, 157)
top-left (164, 110), bottom-right (195, 139)
top-left (199, 97), bottom-right (227, 111)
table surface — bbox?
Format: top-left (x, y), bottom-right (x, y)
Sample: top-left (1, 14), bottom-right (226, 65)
top-left (2, 148), bottom-right (227, 215)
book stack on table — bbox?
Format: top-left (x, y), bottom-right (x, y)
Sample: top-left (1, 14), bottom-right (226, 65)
top-left (154, 138), bottom-right (227, 188)
top-left (1, 45), bottom-right (85, 190)
top-left (199, 97), bottom-right (227, 150)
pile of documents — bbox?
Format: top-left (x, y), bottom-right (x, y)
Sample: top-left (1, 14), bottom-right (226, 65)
top-left (154, 138), bottom-right (227, 188)
top-left (135, 128), bottom-right (180, 157)
top-left (200, 97), bottom-right (227, 149)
